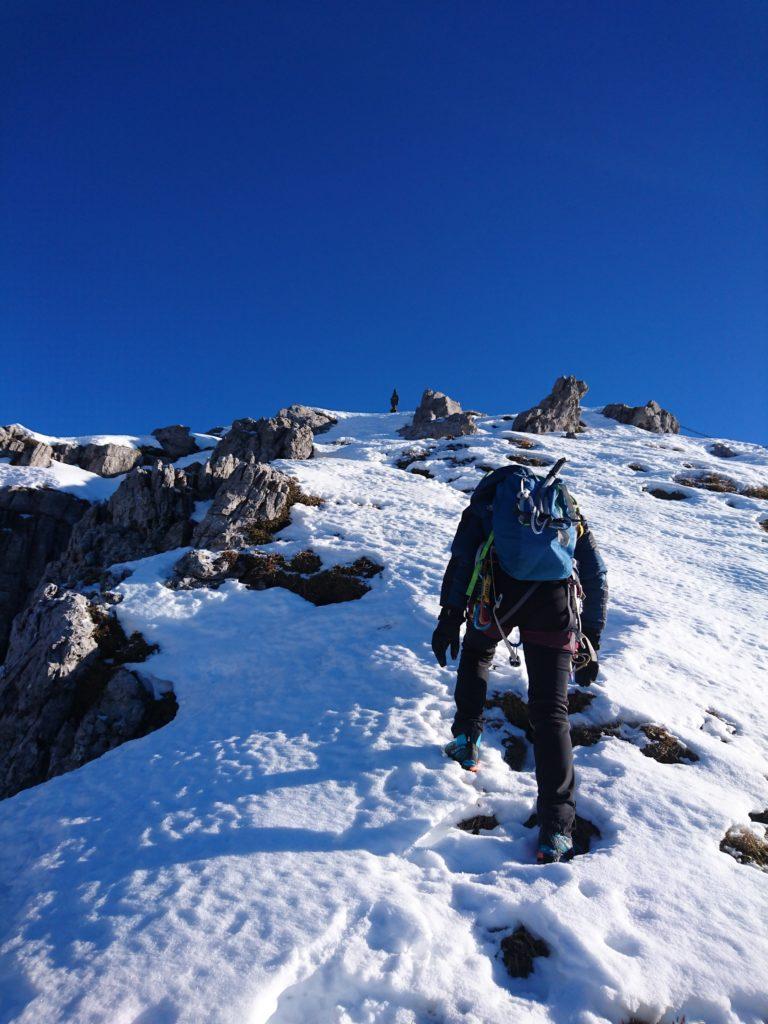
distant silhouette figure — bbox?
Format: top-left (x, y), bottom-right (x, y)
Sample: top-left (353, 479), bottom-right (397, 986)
top-left (390, 388), bottom-right (399, 413)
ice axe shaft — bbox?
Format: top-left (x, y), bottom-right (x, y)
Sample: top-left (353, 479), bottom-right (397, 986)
top-left (541, 457), bottom-right (567, 488)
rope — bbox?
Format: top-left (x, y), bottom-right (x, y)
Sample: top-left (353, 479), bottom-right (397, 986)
top-left (679, 423), bottom-right (713, 439)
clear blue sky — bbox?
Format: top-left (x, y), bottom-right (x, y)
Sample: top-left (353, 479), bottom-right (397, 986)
top-left (1, 1), bottom-right (766, 442)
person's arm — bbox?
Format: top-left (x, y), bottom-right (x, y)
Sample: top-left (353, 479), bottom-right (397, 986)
top-left (574, 523), bottom-right (608, 644)
top-left (439, 500), bottom-right (488, 609)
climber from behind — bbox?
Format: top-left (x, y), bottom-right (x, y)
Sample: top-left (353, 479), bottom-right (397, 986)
top-left (390, 388), bottom-right (399, 413)
top-left (431, 457), bottom-right (608, 864)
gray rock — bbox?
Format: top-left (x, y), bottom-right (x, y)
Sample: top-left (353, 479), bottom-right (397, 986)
top-left (55, 462), bottom-right (195, 583)
top-left (511, 376), bottom-right (588, 434)
top-left (169, 548), bottom-right (237, 588)
top-left (209, 416), bottom-right (313, 477)
top-left (192, 462), bottom-right (294, 550)
top-left (52, 441), bottom-right (143, 477)
top-left (151, 424), bottom-right (200, 460)
top-left (0, 487), bottom-right (90, 660)
top-left (277, 405), bottom-right (338, 436)
top-left (0, 591), bottom-right (99, 798)
top-left (602, 400), bottom-right (680, 434)
top-left (0, 589), bottom-right (175, 800)
top-left (0, 425), bottom-right (54, 468)
top-left (710, 443), bottom-right (738, 459)
top-left (58, 668), bottom-right (153, 773)
top-left (398, 389), bottom-right (478, 440)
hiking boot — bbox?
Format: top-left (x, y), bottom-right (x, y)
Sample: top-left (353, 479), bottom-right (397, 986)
top-left (536, 823), bottom-right (574, 864)
top-left (444, 733), bottom-right (482, 772)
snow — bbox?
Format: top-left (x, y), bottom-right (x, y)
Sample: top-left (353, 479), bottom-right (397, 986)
top-left (16, 423), bottom-right (159, 449)
top-left (1, 409), bottom-right (767, 1024)
top-left (0, 459), bottom-right (126, 501)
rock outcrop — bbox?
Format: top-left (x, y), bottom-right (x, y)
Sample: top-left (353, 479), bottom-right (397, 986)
top-left (277, 405), bottom-right (337, 436)
top-left (0, 487), bottom-right (90, 660)
top-left (398, 389), bottom-right (477, 440)
top-left (151, 424), bottom-right (200, 460)
top-left (169, 547), bottom-right (383, 606)
top-left (1, 425), bottom-right (148, 477)
top-left (710, 443), bottom-right (738, 459)
top-left (0, 587), bottom-right (175, 800)
top-left (55, 463), bottom-right (196, 584)
top-left (192, 463), bottom-right (295, 549)
top-left (208, 416), bottom-right (313, 480)
top-left (511, 376), bottom-right (588, 434)
top-left (601, 400), bottom-right (680, 434)
top-left (0, 425), bottom-right (54, 468)
top-left (53, 441), bottom-right (143, 477)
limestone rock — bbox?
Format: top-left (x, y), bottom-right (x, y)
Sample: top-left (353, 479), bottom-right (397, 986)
top-left (52, 441), bottom-right (143, 477)
top-left (0, 591), bottom-right (98, 798)
top-left (398, 389), bottom-right (477, 441)
top-left (55, 463), bottom-right (195, 583)
top-left (209, 416), bottom-right (313, 479)
top-left (0, 589), bottom-right (175, 800)
top-left (151, 424), bottom-right (200, 460)
top-left (0, 425), bottom-right (54, 468)
top-left (602, 400), bottom-right (680, 434)
top-left (710, 443), bottom-right (738, 459)
top-left (192, 463), bottom-right (295, 550)
top-left (277, 405), bottom-right (337, 436)
top-left (58, 668), bottom-right (155, 773)
top-left (168, 548), bottom-right (383, 606)
top-left (170, 548), bottom-right (237, 587)
top-left (0, 487), bottom-right (90, 660)
top-left (511, 376), bottom-right (588, 434)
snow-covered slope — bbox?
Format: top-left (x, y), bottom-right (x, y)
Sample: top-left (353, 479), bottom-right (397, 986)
top-left (1, 409), bottom-right (767, 1024)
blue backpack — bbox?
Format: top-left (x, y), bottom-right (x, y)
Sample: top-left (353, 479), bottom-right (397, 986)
top-left (491, 458), bottom-right (578, 581)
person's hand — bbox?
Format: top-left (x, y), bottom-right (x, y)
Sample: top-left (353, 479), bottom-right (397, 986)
top-left (575, 633), bottom-right (600, 686)
top-left (431, 607), bottom-right (464, 667)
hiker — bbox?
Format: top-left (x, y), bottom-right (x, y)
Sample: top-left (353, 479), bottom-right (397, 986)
top-left (390, 388), bottom-right (399, 413)
top-left (431, 458), bottom-right (608, 863)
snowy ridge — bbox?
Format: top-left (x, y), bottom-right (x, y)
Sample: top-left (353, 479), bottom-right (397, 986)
top-left (0, 409), bottom-right (767, 1024)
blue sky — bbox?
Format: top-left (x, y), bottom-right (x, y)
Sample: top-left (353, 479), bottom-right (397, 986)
top-left (1, 1), bottom-right (766, 442)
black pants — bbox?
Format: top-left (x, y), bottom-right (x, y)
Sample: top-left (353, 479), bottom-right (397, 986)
top-left (453, 576), bottom-right (576, 832)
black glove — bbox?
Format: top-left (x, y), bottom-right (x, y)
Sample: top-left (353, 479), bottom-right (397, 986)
top-left (431, 607), bottom-right (464, 667)
top-left (575, 632), bottom-right (600, 686)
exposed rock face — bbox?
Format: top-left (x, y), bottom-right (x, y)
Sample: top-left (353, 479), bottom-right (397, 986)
top-left (277, 405), bottom-right (337, 436)
top-left (602, 400), bottom-right (680, 434)
top-left (56, 463), bottom-right (196, 583)
top-left (151, 424), bottom-right (200, 460)
top-left (500, 926), bottom-right (550, 979)
top-left (0, 425), bottom-right (54, 468)
top-left (209, 416), bottom-right (313, 479)
top-left (398, 389), bottom-right (478, 440)
top-left (0, 487), bottom-right (90, 660)
top-left (511, 376), bottom-right (588, 434)
top-left (171, 549), bottom-right (238, 588)
top-left (53, 441), bottom-right (143, 477)
top-left (0, 588), bottom-right (175, 800)
top-left (192, 463), bottom-right (295, 550)
top-left (169, 547), bottom-right (383, 606)
top-left (674, 471), bottom-right (738, 494)
top-left (710, 443), bottom-right (738, 459)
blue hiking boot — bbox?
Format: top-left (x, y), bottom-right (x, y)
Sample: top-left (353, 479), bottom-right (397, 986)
top-left (444, 733), bottom-right (482, 772)
top-left (536, 824), bottom-right (574, 864)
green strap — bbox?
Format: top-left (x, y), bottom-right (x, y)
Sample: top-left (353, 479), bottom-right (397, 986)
top-left (465, 532), bottom-right (494, 598)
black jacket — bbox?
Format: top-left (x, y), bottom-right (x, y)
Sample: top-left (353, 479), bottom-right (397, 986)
top-left (439, 466), bottom-right (608, 637)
